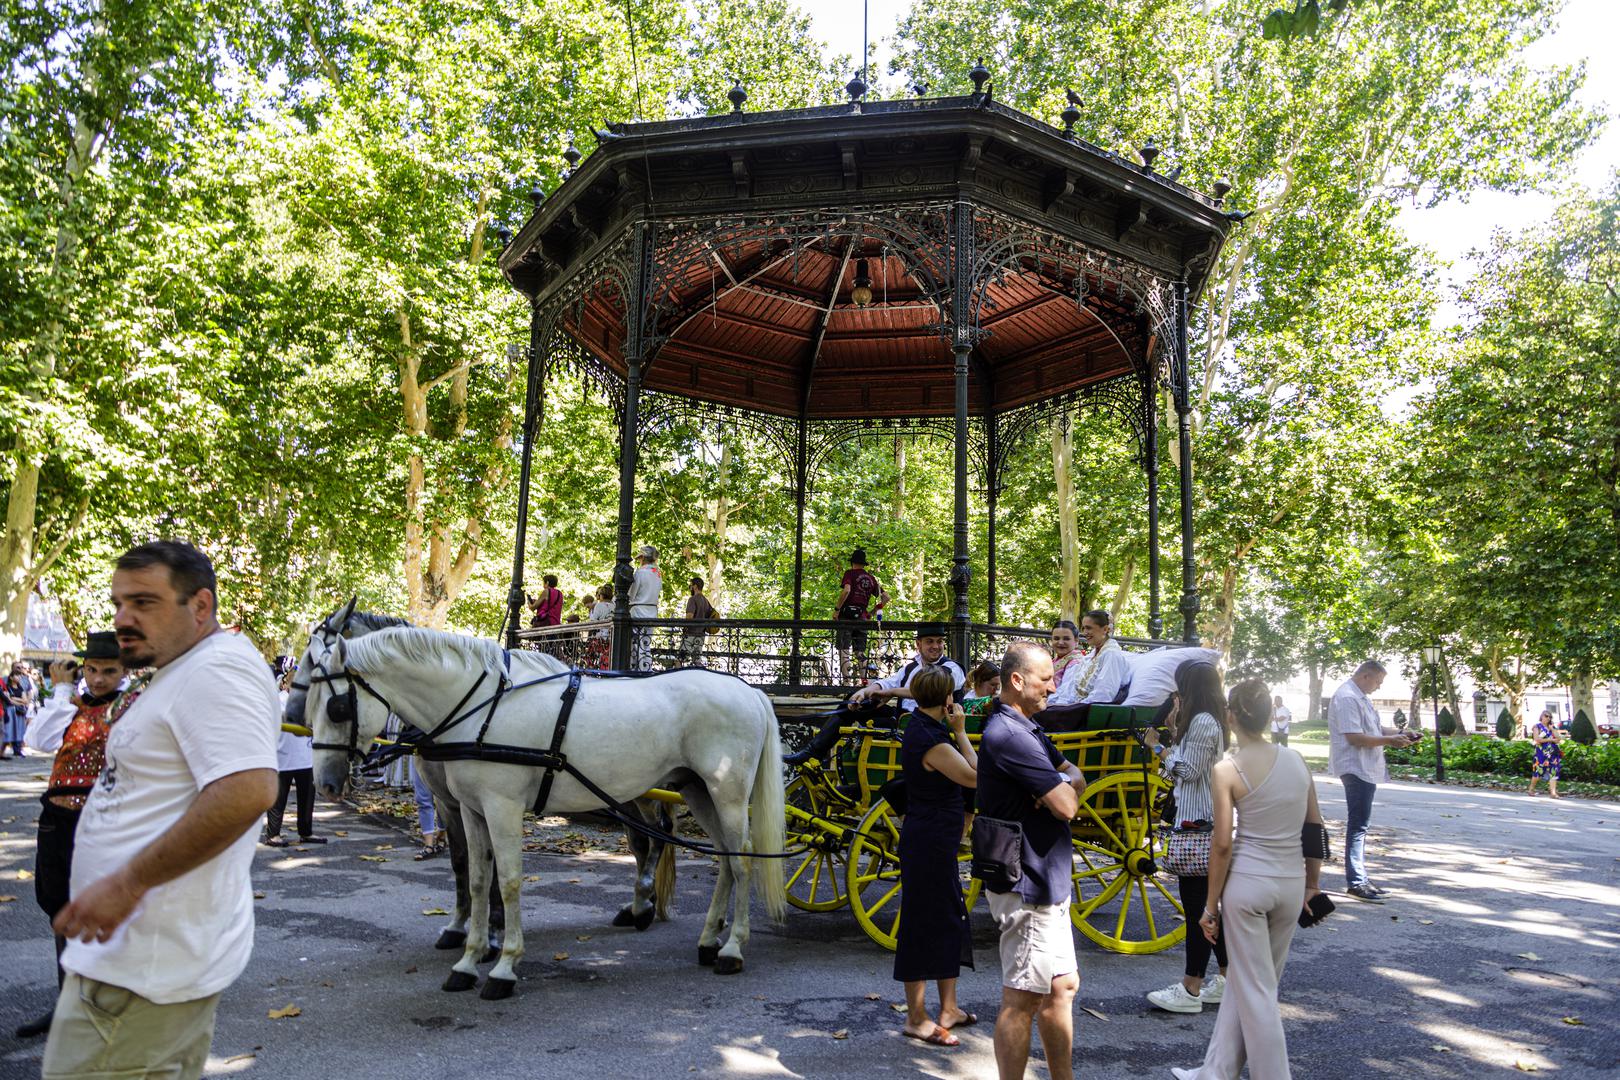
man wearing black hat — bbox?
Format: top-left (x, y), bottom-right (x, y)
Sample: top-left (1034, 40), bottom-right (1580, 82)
top-left (784, 623), bottom-right (965, 767)
top-left (14, 632), bottom-right (127, 1039)
top-left (833, 548), bottom-right (889, 681)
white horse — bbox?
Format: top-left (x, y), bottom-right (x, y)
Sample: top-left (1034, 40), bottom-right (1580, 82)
top-left (303, 619), bottom-right (786, 998)
top-left (286, 606), bottom-right (678, 954)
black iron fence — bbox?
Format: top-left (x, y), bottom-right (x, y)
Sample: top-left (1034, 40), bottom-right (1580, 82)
top-left (517, 618), bottom-right (1186, 696)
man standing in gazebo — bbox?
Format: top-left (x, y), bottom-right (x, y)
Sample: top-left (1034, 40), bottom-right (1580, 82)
top-left (833, 547), bottom-right (888, 681)
top-left (628, 544), bottom-right (663, 670)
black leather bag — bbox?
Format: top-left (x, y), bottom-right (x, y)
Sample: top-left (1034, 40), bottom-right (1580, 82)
top-left (970, 814), bottom-right (1024, 891)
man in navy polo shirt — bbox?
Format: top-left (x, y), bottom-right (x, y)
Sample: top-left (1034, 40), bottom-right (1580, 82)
top-left (979, 640), bottom-right (1085, 1080)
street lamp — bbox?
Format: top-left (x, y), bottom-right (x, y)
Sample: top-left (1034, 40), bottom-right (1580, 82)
top-left (1421, 644), bottom-right (1445, 781)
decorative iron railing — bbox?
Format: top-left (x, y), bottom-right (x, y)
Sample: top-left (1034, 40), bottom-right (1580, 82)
top-left (517, 618), bottom-right (1187, 696)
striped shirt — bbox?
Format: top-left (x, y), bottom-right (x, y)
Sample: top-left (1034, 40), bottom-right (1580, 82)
top-left (1162, 711), bottom-right (1224, 825)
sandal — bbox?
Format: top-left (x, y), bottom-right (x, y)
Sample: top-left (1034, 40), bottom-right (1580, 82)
top-left (903, 1027), bottom-right (959, 1047)
top-left (413, 841), bottom-right (445, 861)
top-left (263, 835), bottom-right (288, 848)
top-left (940, 1010), bottom-right (978, 1030)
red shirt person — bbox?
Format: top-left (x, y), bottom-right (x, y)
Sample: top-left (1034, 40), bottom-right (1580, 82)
top-left (529, 574), bottom-right (565, 627)
top-left (834, 548), bottom-right (890, 680)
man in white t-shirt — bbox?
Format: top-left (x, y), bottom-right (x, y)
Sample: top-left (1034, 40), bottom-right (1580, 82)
top-left (627, 544), bottom-right (664, 670)
top-left (1327, 660), bottom-right (1420, 904)
top-left (1271, 695), bottom-right (1293, 746)
top-left (44, 541), bottom-right (279, 1080)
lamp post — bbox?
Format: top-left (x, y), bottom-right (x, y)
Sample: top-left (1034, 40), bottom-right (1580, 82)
top-left (1421, 644), bottom-right (1445, 781)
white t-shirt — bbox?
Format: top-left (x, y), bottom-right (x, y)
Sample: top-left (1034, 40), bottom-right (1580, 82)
top-left (871, 654), bottom-right (966, 714)
top-left (1121, 647), bottom-right (1221, 706)
top-left (63, 631), bottom-right (279, 1003)
top-left (1328, 679), bottom-right (1387, 783)
top-left (1271, 704), bottom-right (1293, 733)
top-left (628, 564), bottom-right (663, 617)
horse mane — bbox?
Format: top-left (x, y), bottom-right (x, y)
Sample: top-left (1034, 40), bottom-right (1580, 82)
top-left (349, 610), bottom-right (412, 634)
top-left (345, 625), bottom-right (566, 680)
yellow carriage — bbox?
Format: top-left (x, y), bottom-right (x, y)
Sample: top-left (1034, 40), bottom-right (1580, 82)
top-left (783, 705), bottom-right (1183, 955)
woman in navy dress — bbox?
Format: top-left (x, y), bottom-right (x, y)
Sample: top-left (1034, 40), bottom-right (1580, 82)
top-left (894, 666), bottom-right (979, 1047)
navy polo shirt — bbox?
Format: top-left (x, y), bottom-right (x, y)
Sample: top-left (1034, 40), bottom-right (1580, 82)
top-left (977, 700), bottom-right (1074, 906)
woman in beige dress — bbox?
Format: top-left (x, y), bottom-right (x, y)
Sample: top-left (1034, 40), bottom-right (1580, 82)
top-left (1172, 678), bottom-right (1327, 1080)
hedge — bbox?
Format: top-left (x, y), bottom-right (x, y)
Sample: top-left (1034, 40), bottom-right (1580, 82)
top-left (1571, 710), bottom-right (1596, 746)
top-left (1494, 708), bottom-right (1515, 741)
top-left (1387, 735), bottom-right (1620, 785)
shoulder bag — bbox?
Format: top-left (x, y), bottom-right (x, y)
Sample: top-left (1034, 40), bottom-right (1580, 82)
top-left (1161, 820), bottom-right (1213, 878)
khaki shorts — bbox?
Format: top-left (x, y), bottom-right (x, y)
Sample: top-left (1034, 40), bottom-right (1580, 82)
top-left (43, 973), bottom-right (221, 1080)
top-left (988, 890), bottom-right (1077, 994)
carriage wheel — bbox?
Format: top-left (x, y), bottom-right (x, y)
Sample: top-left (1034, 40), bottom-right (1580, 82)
top-left (846, 799), bottom-right (982, 951)
top-left (784, 777), bottom-right (848, 912)
top-left (1068, 770), bottom-right (1186, 955)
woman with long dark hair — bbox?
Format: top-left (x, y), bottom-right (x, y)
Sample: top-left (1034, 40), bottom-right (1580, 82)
top-left (1141, 660), bottom-right (1229, 1013)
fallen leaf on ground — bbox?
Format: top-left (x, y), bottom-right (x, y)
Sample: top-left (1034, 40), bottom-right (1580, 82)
top-left (1418, 919), bottom-right (1434, 925)
top-left (358, 855), bottom-right (387, 863)
top-left (223, 1051), bottom-right (257, 1064)
top-left (253, 892), bottom-right (267, 900)
top-left (1431, 1045), bottom-right (1451, 1052)
top-left (524, 875), bottom-right (540, 882)
top-left (832, 1029), bottom-right (849, 1040)
top-left (865, 992), bottom-right (881, 1001)
top-left (575, 934), bottom-right (592, 942)
top-left (890, 1004), bottom-right (906, 1012)
top-left (374, 844), bottom-right (394, 851)
top-left (1514, 1062), bottom-right (1538, 1072)
top-left (405, 965), bottom-right (418, 974)
top-left (319, 981), bottom-right (333, 988)
top-left (566, 878), bottom-right (581, 884)
top-left (16, 869), bottom-right (33, 881)
top-left (1561, 1017), bottom-right (1583, 1026)
top-left (268, 1004), bottom-right (302, 1020)
top-left (1515, 952), bottom-right (1541, 961)
top-left (0, 894), bottom-right (17, 902)
top-left (422, 908), bottom-right (449, 916)
top-left (333, 830), bottom-right (348, 837)
top-left (1081, 1007), bottom-right (1109, 1022)
top-left (293, 847), bottom-right (308, 852)
top-left (552, 952), bottom-right (569, 961)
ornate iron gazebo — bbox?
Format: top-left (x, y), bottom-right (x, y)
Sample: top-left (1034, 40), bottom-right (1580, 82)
top-left (497, 74), bottom-right (1231, 688)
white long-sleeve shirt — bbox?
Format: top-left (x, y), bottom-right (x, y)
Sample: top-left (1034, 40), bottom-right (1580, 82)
top-left (24, 686), bottom-right (78, 753)
top-left (1049, 641), bottom-right (1134, 706)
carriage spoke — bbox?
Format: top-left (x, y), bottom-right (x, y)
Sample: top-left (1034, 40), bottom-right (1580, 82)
top-left (1151, 875), bottom-right (1182, 914)
top-left (1138, 879), bottom-right (1158, 939)
top-left (1113, 886), bottom-right (1130, 940)
top-left (1078, 804), bottom-right (1128, 853)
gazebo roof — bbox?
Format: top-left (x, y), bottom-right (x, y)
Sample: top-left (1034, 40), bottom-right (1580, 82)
top-left (500, 94), bottom-right (1231, 421)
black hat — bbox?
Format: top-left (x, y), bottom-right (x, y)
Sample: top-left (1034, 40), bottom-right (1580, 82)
top-left (74, 631), bottom-right (120, 661)
top-left (850, 548), bottom-right (868, 565)
top-left (915, 622), bottom-right (948, 640)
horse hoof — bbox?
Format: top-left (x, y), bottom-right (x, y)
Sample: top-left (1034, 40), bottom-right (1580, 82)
top-left (633, 907), bottom-right (655, 932)
top-left (434, 929), bottom-right (467, 951)
top-left (714, 955), bottom-right (744, 976)
top-left (479, 943), bottom-right (501, 965)
top-left (442, 970), bottom-right (478, 992)
top-left (612, 906), bottom-right (637, 927)
top-left (479, 976), bottom-right (516, 1000)
top-left (697, 944), bottom-right (720, 967)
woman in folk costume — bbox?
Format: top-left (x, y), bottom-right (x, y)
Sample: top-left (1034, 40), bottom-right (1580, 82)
top-left (1037, 609), bottom-right (1133, 731)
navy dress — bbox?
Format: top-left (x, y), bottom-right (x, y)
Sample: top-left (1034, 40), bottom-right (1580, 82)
top-left (893, 715), bottom-right (974, 982)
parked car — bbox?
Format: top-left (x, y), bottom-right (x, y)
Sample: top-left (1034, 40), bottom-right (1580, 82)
top-left (1597, 719), bottom-right (1619, 738)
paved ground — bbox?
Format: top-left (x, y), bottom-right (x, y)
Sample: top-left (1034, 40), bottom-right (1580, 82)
top-left (1, 755), bottom-right (1616, 1079)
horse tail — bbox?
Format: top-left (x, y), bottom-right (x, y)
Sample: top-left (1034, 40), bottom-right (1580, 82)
top-left (654, 805), bottom-right (677, 922)
top-left (748, 690), bottom-right (787, 923)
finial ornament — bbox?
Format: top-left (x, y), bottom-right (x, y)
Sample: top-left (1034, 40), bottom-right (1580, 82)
top-left (727, 78), bottom-right (747, 113)
top-left (846, 73), bottom-right (868, 103)
top-left (969, 59), bottom-right (990, 95)
top-left (1139, 137), bottom-right (1160, 170)
top-left (563, 140), bottom-right (582, 174)
top-left (529, 179), bottom-right (545, 209)
top-left (1212, 178), bottom-right (1232, 205)
top-left (1060, 89), bottom-right (1081, 138)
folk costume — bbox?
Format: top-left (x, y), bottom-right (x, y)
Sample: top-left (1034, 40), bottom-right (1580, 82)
top-left (16, 632), bottom-right (128, 1040)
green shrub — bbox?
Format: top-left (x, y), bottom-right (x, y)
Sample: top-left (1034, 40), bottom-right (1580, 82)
top-left (1386, 734), bottom-right (1620, 784)
top-left (1437, 707), bottom-right (1457, 736)
top-left (1570, 709), bottom-right (1597, 746)
top-left (1495, 709), bottom-right (1515, 741)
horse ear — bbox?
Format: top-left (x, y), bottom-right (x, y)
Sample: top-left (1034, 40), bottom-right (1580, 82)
top-left (335, 596), bottom-right (358, 634)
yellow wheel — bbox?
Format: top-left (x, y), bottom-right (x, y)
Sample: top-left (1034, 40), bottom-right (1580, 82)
top-left (1069, 770), bottom-right (1186, 954)
top-left (784, 777), bottom-right (848, 911)
top-left (846, 799), bottom-right (982, 951)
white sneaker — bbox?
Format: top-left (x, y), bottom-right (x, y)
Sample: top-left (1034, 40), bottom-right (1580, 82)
top-left (1200, 974), bottom-right (1225, 1004)
top-left (1146, 981), bottom-right (1203, 1013)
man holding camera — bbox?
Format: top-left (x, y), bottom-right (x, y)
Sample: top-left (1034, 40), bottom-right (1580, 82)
top-left (1328, 660), bottom-right (1419, 903)
top-left (15, 632), bottom-right (127, 1039)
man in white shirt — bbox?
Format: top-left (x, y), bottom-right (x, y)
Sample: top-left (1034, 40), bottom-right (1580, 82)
top-left (1327, 660), bottom-right (1419, 904)
top-left (44, 541), bottom-right (279, 1080)
top-left (783, 624), bottom-right (966, 766)
top-left (627, 544), bottom-right (664, 671)
top-left (1270, 695), bottom-right (1292, 746)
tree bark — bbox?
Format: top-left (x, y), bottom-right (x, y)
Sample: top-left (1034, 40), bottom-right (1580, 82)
top-left (1052, 421), bottom-right (1078, 620)
top-left (1108, 552), bottom-right (1135, 626)
top-left (1306, 662), bottom-right (1323, 726)
top-left (1570, 669), bottom-right (1596, 726)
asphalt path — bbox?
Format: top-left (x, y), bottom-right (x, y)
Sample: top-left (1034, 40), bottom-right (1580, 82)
top-left (1, 757), bottom-right (1616, 1079)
